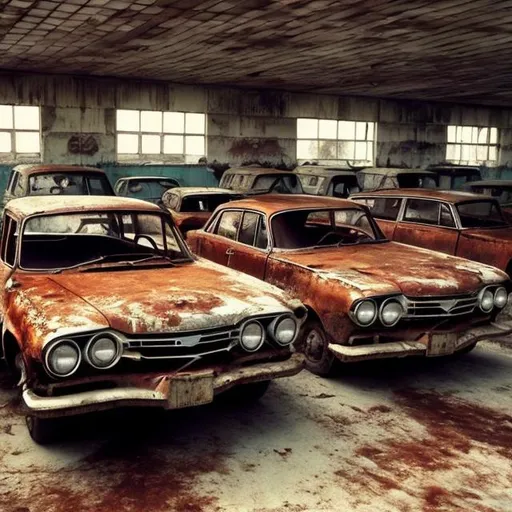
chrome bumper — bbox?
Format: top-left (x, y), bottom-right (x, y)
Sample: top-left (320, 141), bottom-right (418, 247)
top-left (23, 354), bottom-right (304, 417)
top-left (328, 321), bottom-right (512, 363)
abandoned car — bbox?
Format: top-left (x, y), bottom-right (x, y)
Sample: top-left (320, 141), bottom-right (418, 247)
top-left (114, 176), bottom-right (180, 204)
top-left (293, 166), bottom-right (361, 197)
top-left (351, 189), bottom-right (512, 276)
top-left (161, 187), bottom-right (242, 234)
top-left (357, 167), bottom-right (438, 191)
top-left (2, 164), bottom-right (114, 213)
top-left (463, 180), bottom-right (512, 221)
top-left (219, 167), bottom-right (304, 194)
top-left (1, 196), bottom-right (306, 443)
top-left (187, 195), bottom-right (511, 376)
top-left (427, 164), bottom-right (482, 190)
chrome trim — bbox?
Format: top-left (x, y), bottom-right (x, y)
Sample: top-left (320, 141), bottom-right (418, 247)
top-left (478, 286), bottom-right (495, 314)
top-left (44, 339), bottom-right (82, 378)
top-left (268, 314), bottom-right (298, 346)
top-left (352, 299), bottom-right (378, 327)
top-left (240, 320), bottom-right (265, 353)
top-left (379, 297), bottom-right (404, 327)
top-left (84, 332), bottom-right (123, 370)
top-left (404, 294), bottom-right (479, 318)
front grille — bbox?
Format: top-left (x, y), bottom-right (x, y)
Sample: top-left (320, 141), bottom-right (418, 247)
top-left (122, 327), bottom-right (240, 360)
top-left (404, 295), bottom-right (479, 319)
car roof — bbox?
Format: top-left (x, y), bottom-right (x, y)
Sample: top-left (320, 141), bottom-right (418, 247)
top-left (116, 176), bottom-right (180, 182)
top-left (6, 195), bottom-right (161, 218)
top-left (166, 187), bottom-right (238, 198)
top-left (465, 180), bottom-right (512, 188)
top-left (357, 167), bottom-right (436, 176)
top-left (294, 166), bottom-right (358, 177)
top-left (218, 194), bottom-right (360, 216)
top-left (222, 167), bottom-right (294, 176)
top-left (12, 164), bottom-right (106, 175)
top-left (351, 188), bottom-right (487, 203)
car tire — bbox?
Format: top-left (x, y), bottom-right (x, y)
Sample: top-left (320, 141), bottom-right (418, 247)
top-left (26, 415), bottom-right (61, 445)
top-left (218, 380), bottom-right (271, 405)
top-left (298, 320), bottom-right (338, 377)
top-left (454, 342), bottom-right (478, 356)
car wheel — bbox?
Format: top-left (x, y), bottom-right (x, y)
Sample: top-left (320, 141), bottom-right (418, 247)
top-left (299, 320), bottom-right (337, 377)
top-left (454, 342), bottom-right (478, 356)
top-left (218, 380), bottom-right (271, 405)
top-left (26, 415), bottom-right (61, 445)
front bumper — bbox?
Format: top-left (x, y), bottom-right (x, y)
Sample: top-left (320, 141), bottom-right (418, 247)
top-left (328, 321), bottom-right (512, 363)
top-left (22, 353), bottom-right (304, 418)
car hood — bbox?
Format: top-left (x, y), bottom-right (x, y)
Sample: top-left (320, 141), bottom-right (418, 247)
top-left (273, 241), bottom-right (507, 297)
top-left (10, 259), bottom-right (301, 350)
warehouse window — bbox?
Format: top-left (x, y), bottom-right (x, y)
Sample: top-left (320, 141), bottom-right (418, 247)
top-left (0, 105), bottom-right (41, 160)
top-left (297, 119), bottom-right (375, 165)
top-left (116, 110), bottom-right (206, 163)
top-left (446, 125), bottom-right (498, 165)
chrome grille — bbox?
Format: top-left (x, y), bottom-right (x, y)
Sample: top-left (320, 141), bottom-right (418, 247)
top-left (404, 295), bottom-right (479, 318)
top-left (122, 327), bottom-right (240, 360)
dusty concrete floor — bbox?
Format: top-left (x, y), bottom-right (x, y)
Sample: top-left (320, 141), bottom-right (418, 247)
top-left (0, 342), bottom-right (511, 512)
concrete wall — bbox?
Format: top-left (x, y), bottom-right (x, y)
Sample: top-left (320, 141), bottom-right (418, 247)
top-left (1, 72), bottom-right (512, 169)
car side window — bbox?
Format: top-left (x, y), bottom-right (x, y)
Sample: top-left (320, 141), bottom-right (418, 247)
top-left (167, 193), bottom-right (180, 210)
top-left (403, 199), bottom-right (439, 225)
top-left (255, 217), bottom-right (269, 249)
top-left (216, 211), bottom-right (242, 240)
top-left (13, 174), bottom-right (26, 197)
top-left (6, 171), bottom-right (16, 192)
top-left (238, 212), bottom-right (259, 245)
top-left (9, 172), bottom-right (20, 195)
top-left (440, 203), bottom-right (456, 228)
top-left (365, 197), bottom-right (402, 220)
top-left (1, 215), bottom-right (18, 266)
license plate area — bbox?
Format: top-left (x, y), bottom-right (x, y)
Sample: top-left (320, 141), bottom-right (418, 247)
top-left (168, 372), bottom-right (214, 409)
top-left (428, 333), bottom-right (458, 356)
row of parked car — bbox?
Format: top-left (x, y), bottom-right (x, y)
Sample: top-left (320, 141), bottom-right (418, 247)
top-left (2, 162), bottom-right (512, 444)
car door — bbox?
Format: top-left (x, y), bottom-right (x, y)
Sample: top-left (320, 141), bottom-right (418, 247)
top-left (352, 196), bottom-right (402, 240)
top-left (393, 198), bottom-right (459, 254)
top-left (227, 212), bottom-right (269, 280)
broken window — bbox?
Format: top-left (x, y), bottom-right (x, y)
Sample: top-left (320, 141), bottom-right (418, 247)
top-left (297, 118), bottom-right (375, 165)
top-left (446, 125), bottom-right (498, 166)
top-left (116, 109), bottom-right (206, 164)
top-left (0, 105), bottom-right (41, 162)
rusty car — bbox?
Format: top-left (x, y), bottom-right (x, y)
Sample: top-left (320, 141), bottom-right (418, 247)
top-left (463, 180), bottom-right (512, 221)
top-left (161, 187), bottom-right (242, 235)
top-left (187, 194), bottom-right (512, 377)
top-left (114, 175), bottom-right (180, 204)
top-left (293, 165), bottom-right (361, 197)
top-left (350, 188), bottom-right (512, 276)
top-left (219, 167), bottom-right (304, 194)
top-left (357, 167), bottom-right (438, 191)
top-left (426, 164), bottom-right (482, 190)
top-left (0, 195), bottom-right (306, 444)
top-left (2, 164), bottom-right (114, 214)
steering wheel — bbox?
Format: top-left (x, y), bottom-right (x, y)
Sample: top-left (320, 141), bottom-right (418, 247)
top-left (50, 186), bottom-right (62, 195)
top-left (316, 231), bottom-right (345, 246)
top-left (133, 234), bottom-right (159, 250)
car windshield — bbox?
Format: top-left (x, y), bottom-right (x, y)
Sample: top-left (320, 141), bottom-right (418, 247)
top-left (271, 208), bottom-right (384, 249)
top-left (180, 194), bottom-right (238, 212)
top-left (120, 179), bottom-right (179, 202)
top-left (297, 175), bottom-right (326, 194)
top-left (29, 173), bottom-right (113, 196)
top-left (252, 174), bottom-right (303, 194)
top-left (20, 211), bottom-right (190, 271)
top-left (456, 201), bottom-right (508, 228)
top-left (472, 186), bottom-right (512, 206)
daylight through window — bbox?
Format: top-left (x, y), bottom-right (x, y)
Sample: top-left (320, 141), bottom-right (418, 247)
top-left (116, 109), bottom-right (206, 163)
top-left (297, 118), bottom-right (375, 165)
top-left (0, 105), bottom-right (41, 160)
top-left (446, 125), bottom-right (498, 165)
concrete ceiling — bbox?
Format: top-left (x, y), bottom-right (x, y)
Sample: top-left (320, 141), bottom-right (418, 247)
top-left (1, 0), bottom-right (512, 106)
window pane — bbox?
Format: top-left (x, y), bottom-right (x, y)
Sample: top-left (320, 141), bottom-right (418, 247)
top-left (163, 135), bottom-right (183, 154)
top-left (318, 140), bottom-right (336, 159)
top-left (404, 199), bottom-right (439, 224)
top-left (319, 119), bottom-right (337, 139)
top-left (367, 141), bottom-right (374, 162)
top-left (141, 134), bottom-right (161, 153)
top-left (117, 110), bottom-right (139, 132)
top-left (239, 212), bottom-right (259, 246)
top-left (0, 132), bottom-right (11, 152)
top-left (477, 127), bottom-right (488, 144)
top-left (447, 125), bottom-right (456, 143)
top-left (117, 133), bottom-right (138, 154)
top-left (297, 118), bottom-right (318, 139)
top-left (461, 126), bottom-right (472, 143)
top-left (297, 139), bottom-right (318, 159)
top-left (15, 131), bottom-right (40, 153)
top-left (489, 146), bottom-right (497, 161)
top-left (471, 127), bottom-right (479, 143)
top-left (217, 211), bottom-right (241, 240)
top-left (255, 218), bottom-right (268, 249)
top-left (164, 112), bottom-right (185, 133)
top-left (338, 140), bottom-right (355, 160)
top-left (355, 141), bottom-right (367, 160)
top-left (185, 113), bottom-right (205, 135)
top-left (0, 106), bottom-right (13, 129)
top-left (185, 135), bottom-right (205, 155)
top-left (338, 121), bottom-right (355, 140)
top-left (490, 127), bottom-right (498, 145)
top-left (476, 145), bottom-right (488, 161)
top-left (141, 111), bottom-right (162, 133)
top-left (446, 143), bottom-right (460, 161)
top-left (366, 122), bottom-right (375, 141)
top-left (14, 106), bottom-right (39, 130)
top-left (355, 122), bottom-right (369, 141)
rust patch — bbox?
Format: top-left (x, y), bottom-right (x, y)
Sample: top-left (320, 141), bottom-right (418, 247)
top-left (368, 405), bottom-right (392, 413)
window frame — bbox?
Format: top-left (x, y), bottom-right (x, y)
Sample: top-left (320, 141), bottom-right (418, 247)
top-left (401, 198), bottom-right (460, 230)
top-left (0, 105), bottom-right (41, 161)
top-left (446, 125), bottom-right (499, 166)
top-left (1, 214), bottom-right (19, 267)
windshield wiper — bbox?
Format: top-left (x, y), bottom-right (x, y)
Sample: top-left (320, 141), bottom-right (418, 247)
top-left (128, 255), bottom-right (176, 265)
top-left (51, 253), bottom-right (168, 273)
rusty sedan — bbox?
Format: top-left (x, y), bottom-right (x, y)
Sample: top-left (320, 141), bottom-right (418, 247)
top-left (187, 195), bottom-right (512, 377)
top-left (351, 188), bottom-right (512, 276)
top-left (0, 196), bottom-right (306, 444)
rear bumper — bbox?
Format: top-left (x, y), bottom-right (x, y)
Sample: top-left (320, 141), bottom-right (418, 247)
top-left (328, 321), bottom-right (512, 363)
top-left (22, 354), bottom-right (304, 418)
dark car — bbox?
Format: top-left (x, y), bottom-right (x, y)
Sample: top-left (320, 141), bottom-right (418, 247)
top-left (357, 168), bottom-right (438, 191)
top-left (463, 180), bottom-right (512, 222)
top-left (294, 166), bottom-right (361, 197)
top-left (427, 164), bottom-right (482, 190)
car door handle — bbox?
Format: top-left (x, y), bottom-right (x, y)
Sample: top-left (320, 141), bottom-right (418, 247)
top-left (226, 248), bottom-right (235, 255)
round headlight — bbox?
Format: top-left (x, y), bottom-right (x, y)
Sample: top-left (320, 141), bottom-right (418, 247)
top-left (353, 300), bottom-right (377, 326)
top-left (240, 321), bottom-right (264, 352)
top-left (494, 287), bottom-right (508, 309)
top-left (479, 288), bottom-right (495, 313)
top-left (273, 316), bottom-right (298, 346)
top-left (380, 300), bottom-right (404, 327)
top-left (46, 340), bottom-right (81, 377)
top-left (86, 336), bottom-right (120, 369)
